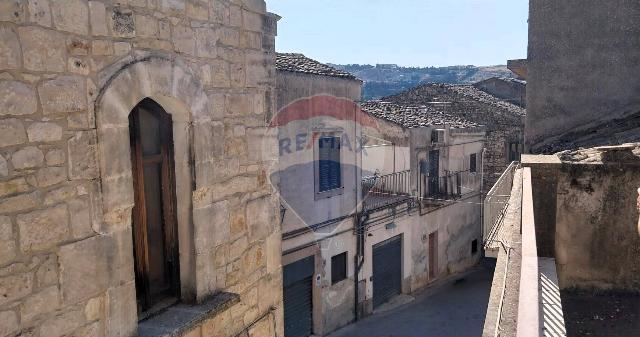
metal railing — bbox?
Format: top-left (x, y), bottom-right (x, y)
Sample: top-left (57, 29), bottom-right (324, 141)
top-left (361, 170), bottom-right (412, 210)
top-left (483, 161), bottom-right (518, 247)
top-left (418, 170), bottom-right (479, 203)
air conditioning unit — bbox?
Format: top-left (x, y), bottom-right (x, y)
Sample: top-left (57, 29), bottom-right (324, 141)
top-left (431, 129), bottom-right (445, 145)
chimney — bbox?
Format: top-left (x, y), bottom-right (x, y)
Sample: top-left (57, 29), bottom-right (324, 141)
top-left (507, 59), bottom-right (528, 80)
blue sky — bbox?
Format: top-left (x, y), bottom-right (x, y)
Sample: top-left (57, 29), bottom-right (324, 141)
top-left (267, 0), bottom-right (529, 67)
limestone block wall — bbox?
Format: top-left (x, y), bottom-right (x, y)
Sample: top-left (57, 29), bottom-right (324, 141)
top-left (0, 1), bottom-right (283, 337)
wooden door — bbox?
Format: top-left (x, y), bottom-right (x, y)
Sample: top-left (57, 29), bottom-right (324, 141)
top-left (428, 231), bottom-right (438, 279)
top-left (129, 99), bottom-right (180, 314)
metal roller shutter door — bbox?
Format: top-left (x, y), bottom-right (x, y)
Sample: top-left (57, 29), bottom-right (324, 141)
top-left (283, 256), bottom-right (314, 337)
top-left (372, 235), bottom-right (402, 308)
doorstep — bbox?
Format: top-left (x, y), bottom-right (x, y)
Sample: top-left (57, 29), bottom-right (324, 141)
top-left (137, 292), bottom-right (240, 337)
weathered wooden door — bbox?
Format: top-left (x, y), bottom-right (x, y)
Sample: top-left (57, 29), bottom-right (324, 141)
top-left (129, 99), bottom-right (180, 314)
top-left (428, 231), bottom-right (438, 279)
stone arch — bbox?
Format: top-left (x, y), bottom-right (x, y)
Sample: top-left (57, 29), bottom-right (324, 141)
top-left (94, 52), bottom-right (210, 304)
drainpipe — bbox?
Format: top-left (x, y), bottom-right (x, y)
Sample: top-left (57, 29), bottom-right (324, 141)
top-left (393, 142), bottom-right (396, 174)
top-left (354, 100), bottom-right (363, 322)
top-left (480, 147), bottom-right (486, 244)
top-left (354, 212), bottom-right (367, 321)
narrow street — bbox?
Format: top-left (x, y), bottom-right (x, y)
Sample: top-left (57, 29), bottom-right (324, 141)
top-left (329, 266), bottom-right (494, 337)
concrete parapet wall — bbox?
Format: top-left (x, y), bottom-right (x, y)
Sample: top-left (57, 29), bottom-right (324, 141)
top-left (516, 168), bottom-right (541, 337)
top-left (521, 155), bottom-right (561, 258)
top-left (524, 150), bottom-right (640, 292)
top-left (555, 161), bottom-right (640, 291)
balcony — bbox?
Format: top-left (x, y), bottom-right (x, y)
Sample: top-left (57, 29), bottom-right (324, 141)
top-left (361, 170), bottom-right (412, 213)
top-left (417, 170), bottom-right (477, 209)
top-left (483, 145), bottom-right (640, 337)
top-left (483, 161), bottom-right (517, 257)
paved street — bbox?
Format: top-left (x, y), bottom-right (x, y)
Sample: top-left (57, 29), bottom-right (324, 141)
top-left (329, 266), bottom-right (494, 337)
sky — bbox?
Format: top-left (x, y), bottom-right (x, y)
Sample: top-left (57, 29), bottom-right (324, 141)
top-left (267, 0), bottom-right (529, 67)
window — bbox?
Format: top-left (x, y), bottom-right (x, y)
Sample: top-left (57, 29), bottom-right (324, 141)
top-left (508, 141), bottom-right (522, 162)
top-left (129, 99), bottom-right (180, 316)
top-left (471, 239), bottom-right (478, 255)
top-left (470, 153), bottom-right (477, 173)
top-left (431, 129), bottom-right (439, 143)
top-left (331, 252), bottom-right (347, 284)
top-left (318, 136), bottom-right (342, 193)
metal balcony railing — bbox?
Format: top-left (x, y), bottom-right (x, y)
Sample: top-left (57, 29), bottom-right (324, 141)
top-left (361, 170), bottom-right (412, 211)
top-left (483, 161), bottom-right (518, 247)
top-left (418, 170), bottom-right (478, 203)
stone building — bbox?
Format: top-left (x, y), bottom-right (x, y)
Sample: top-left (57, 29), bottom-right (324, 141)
top-left (0, 1), bottom-right (284, 337)
top-left (274, 54), bottom-right (485, 336)
top-left (371, 83), bottom-right (526, 194)
top-left (473, 77), bottom-right (526, 108)
top-left (526, 0), bottom-right (640, 153)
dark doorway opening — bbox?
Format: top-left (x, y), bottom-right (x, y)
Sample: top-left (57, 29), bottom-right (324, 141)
top-left (129, 98), bottom-right (180, 316)
top-left (429, 231), bottom-right (438, 280)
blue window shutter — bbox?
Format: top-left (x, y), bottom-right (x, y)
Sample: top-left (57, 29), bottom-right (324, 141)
top-left (318, 136), bottom-right (341, 192)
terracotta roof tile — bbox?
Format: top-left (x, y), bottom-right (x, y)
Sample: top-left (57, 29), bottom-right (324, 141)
top-left (360, 83), bottom-right (525, 129)
top-left (276, 53), bottom-right (359, 80)
top-left (360, 101), bottom-right (478, 129)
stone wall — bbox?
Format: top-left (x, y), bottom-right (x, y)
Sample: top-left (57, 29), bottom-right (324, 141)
top-left (521, 155), bottom-right (560, 258)
top-left (527, 0), bottom-right (640, 152)
top-left (275, 71), bottom-right (361, 111)
top-left (525, 146), bottom-right (640, 292)
top-left (474, 78), bottom-right (526, 108)
top-left (554, 151), bottom-right (640, 291)
top-left (0, 1), bottom-right (283, 337)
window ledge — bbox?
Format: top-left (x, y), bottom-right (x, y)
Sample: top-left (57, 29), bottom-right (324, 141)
top-left (137, 292), bottom-right (240, 337)
top-left (315, 186), bottom-right (344, 200)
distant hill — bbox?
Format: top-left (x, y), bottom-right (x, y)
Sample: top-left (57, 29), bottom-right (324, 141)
top-left (329, 64), bottom-right (515, 100)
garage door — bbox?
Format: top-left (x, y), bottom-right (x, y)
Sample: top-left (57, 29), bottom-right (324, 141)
top-left (372, 235), bottom-right (402, 308)
top-left (283, 256), bottom-right (314, 337)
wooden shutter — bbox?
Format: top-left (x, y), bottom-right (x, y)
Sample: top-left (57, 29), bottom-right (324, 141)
top-left (318, 136), bottom-right (341, 192)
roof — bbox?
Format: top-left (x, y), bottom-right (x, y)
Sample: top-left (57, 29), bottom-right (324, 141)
top-left (360, 101), bottom-right (478, 129)
top-left (360, 83), bottom-right (525, 129)
top-left (275, 53), bottom-right (359, 80)
top-left (556, 143), bottom-right (640, 163)
top-left (476, 76), bottom-right (526, 86)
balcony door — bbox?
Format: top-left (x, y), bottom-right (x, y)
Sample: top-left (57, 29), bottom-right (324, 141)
top-left (428, 150), bottom-right (440, 197)
top-left (129, 98), bottom-right (180, 315)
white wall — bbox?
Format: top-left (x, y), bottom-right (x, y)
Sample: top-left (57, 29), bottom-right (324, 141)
top-left (360, 195), bottom-right (482, 301)
top-left (362, 145), bottom-right (410, 176)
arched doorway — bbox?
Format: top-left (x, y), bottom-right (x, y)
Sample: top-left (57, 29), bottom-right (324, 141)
top-left (129, 98), bottom-right (180, 315)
